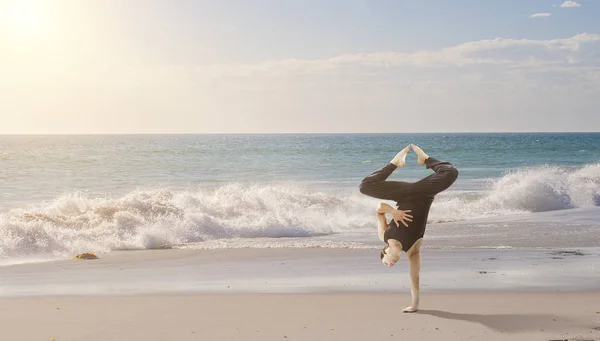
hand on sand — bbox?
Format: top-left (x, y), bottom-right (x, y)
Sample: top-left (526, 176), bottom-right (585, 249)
top-left (402, 306), bottom-right (418, 313)
top-left (410, 144), bottom-right (429, 166)
top-left (391, 209), bottom-right (413, 228)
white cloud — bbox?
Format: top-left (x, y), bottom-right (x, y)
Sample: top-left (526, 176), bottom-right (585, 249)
top-left (530, 13), bottom-right (552, 18)
top-left (560, 1), bottom-right (581, 7)
top-left (193, 34), bottom-right (600, 78)
top-left (1, 34), bottom-right (600, 133)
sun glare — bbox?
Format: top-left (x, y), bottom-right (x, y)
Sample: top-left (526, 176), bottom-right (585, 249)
top-left (2, 1), bottom-right (48, 38)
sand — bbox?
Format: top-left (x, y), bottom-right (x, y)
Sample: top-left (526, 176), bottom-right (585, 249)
top-left (1, 292), bottom-right (600, 341)
top-left (1, 247), bottom-right (600, 340)
top-left (3, 247), bottom-right (600, 295)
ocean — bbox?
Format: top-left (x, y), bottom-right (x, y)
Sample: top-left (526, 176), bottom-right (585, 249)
top-left (1, 133), bottom-right (599, 265)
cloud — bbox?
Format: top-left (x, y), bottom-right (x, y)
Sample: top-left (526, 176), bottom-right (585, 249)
top-left (193, 34), bottom-right (600, 78)
top-left (2, 33), bottom-right (600, 133)
top-left (560, 1), bottom-right (581, 7)
top-left (530, 13), bottom-right (552, 18)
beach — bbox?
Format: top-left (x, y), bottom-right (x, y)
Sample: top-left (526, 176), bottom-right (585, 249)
top-left (1, 247), bottom-right (600, 341)
top-left (2, 0), bottom-right (600, 334)
top-left (2, 292), bottom-right (600, 341)
top-left (1, 133), bottom-right (600, 340)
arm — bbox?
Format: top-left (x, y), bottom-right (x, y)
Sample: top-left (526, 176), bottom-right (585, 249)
top-left (375, 203), bottom-right (397, 242)
top-left (377, 202), bottom-right (396, 215)
top-left (377, 203), bottom-right (413, 228)
top-left (376, 210), bottom-right (388, 242)
top-left (377, 202), bottom-right (396, 241)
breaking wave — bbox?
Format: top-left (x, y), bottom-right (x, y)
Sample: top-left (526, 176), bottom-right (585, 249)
top-left (1, 164), bottom-right (599, 262)
top-left (430, 163), bottom-right (600, 222)
top-left (0, 184), bottom-right (374, 261)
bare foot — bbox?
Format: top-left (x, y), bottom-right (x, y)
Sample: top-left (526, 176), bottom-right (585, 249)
top-left (390, 145), bottom-right (411, 168)
top-left (410, 144), bottom-right (429, 166)
top-left (402, 306), bottom-right (419, 313)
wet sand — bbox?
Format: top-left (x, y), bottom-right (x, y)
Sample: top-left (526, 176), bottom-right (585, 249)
top-left (1, 247), bottom-right (600, 340)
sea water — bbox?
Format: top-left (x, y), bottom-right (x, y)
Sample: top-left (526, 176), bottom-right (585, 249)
top-left (1, 133), bottom-right (599, 264)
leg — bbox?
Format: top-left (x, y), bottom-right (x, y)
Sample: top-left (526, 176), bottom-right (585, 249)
top-left (359, 163), bottom-right (413, 201)
top-left (359, 145), bottom-right (413, 201)
top-left (412, 157), bottom-right (458, 197)
top-left (403, 239), bottom-right (422, 313)
top-left (411, 145), bottom-right (459, 197)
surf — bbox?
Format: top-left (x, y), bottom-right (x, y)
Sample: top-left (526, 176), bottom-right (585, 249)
top-left (430, 163), bottom-right (600, 222)
top-left (1, 163), bottom-right (598, 263)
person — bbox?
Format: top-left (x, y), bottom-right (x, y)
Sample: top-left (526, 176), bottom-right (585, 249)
top-left (358, 144), bottom-right (458, 313)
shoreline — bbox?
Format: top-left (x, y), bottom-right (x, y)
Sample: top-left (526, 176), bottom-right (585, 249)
top-left (2, 247), bottom-right (599, 297)
top-left (2, 234), bottom-right (599, 340)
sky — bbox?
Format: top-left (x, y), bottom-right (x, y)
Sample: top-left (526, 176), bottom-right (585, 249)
top-left (0, 0), bottom-right (599, 134)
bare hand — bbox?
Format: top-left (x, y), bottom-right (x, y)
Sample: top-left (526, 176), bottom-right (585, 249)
top-left (391, 209), bottom-right (413, 227)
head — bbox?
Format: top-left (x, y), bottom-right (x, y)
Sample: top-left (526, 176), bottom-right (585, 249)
top-left (380, 243), bottom-right (400, 267)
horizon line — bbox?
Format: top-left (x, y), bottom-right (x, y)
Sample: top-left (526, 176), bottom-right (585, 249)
top-left (1, 131), bottom-right (599, 136)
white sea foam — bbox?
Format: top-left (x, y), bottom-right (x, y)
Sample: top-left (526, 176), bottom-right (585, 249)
top-left (0, 184), bottom-right (375, 261)
top-left (1, 164), bottom-right (598, 263)
top-left (429, 163), bottom-right (600, 222)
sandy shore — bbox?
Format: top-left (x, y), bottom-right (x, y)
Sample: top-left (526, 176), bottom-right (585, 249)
top-left (1, 247), bottom-right (600, 340)
top-left (1, 292), bottom-right (599, 341)
top-left (2, 247), bottom-right (600, 296)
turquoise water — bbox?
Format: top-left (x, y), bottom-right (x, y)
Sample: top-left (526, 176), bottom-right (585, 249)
top-left (1, 133), bottom-right (599, 202)
top-left (0, 133), bottom-right (599, 263)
